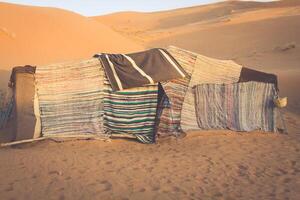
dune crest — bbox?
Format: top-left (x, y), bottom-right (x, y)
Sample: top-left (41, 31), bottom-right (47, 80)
top-left (94, 0), bottom-right (300, 114)
top-left (0, 2), bottom-right (143, 73)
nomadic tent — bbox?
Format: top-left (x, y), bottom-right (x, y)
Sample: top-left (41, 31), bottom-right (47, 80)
top-left (2, 46), bottom-right (281, 144)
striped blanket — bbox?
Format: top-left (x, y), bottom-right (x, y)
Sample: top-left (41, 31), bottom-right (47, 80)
top-left (180, 55), bottom-right (242, 131)
top-left (35, 58), bottom-right (105, 137)
top-left (0, 93), bottom-right (14, 129)
top-left (102, 72), bottom-right (158, 143)
top-left (194, 82), bottom-right (277, 132)
top-left (157, 46), bottom-right (198, 137)
top-left (98, 48), bottom-right (186, 91)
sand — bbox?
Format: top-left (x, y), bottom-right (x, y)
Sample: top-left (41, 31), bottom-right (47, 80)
top-left (1, 0), bottom-right (300, 199)
top-left (0, 111), bottom-right (299, 200)
top-left (0, 2), bottom-right (143, 90)
top-left (93, 0), bottom-right (300, 114)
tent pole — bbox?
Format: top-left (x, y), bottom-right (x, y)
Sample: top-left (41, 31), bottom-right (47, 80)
top-left (0, 136), bottom-right (111, 147)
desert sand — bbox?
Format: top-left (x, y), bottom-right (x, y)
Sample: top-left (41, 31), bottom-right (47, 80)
top-left (0, 114), bottom-right (300, 200)
top-left (94, 0), bottom-right (300, 114)
top-left (0, 1), bottom-right (300, 200)
top-left (0, 2), bottom-right (143, 90)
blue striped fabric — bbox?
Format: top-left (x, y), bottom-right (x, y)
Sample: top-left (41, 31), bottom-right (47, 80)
top-left (0, 96), bottom-right (14, 129)
top-left (102, 73), bottom-right (158, 143)
top-left (194, 82), bottom-right (277, 132)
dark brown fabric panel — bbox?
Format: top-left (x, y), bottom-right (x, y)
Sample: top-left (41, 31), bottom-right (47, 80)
top-left (9, 65), bottom-right (36, 88)
top-left (98, 56), bottom-right (120, 90)
top-left (103, 53), bottom-right (149, 90)
top-left (14, 73), bottom-right (36, 141)
top-left (159, 48), bottom-right (189, 78)
top-left (238, 67), bottom-right (278, 91)
top-left (99, 48), bottom-right (186, 91)
top-left (127, 48), bottom-right (185, 81)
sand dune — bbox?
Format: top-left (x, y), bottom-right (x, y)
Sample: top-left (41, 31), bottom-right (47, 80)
top-left (0, 2), bottom-right (143, 89)
top-left (94, 0), bottom-right (300, 114)
top-left (94, 0), bottom-right (300, 40)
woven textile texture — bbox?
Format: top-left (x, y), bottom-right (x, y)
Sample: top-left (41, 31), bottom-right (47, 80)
top-left (180, 55), bottom-right (242, 131)
top-left (194, 82), bottom-right (277, 132)
top-left (102, 72), bottom-right (158, 144)
top-left (157, 46), bottom-right (197, 137)
top-left (36, 58), bottom-right (105, 137)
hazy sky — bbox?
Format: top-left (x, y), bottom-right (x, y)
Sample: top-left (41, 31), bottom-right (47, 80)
top-left (2, 0), bottom-right (276, 16)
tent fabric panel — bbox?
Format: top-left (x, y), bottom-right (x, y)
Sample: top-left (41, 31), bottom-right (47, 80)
top-left (194, 82), bottom-right (277, 132)
top-left (102, 72), bottom-right (158, 144)
top-left (99, 48), bottom-right (186, 91)
top-left (238, 67), bottom-right (278, 91)
top-left (35, 58), bottom-right (105, 137)
top-left (0, 90), bottom-right (14, 129)
top-left (157, 46), bottom-right (197, 137)
top-left (33, 88), bottom-right (41, 139)
top-left (180, 55), bottom-right (242, 131)
top-left (9, 65), bottom-right (36, 88)
top-left (14, 73), bottom-right (37, 141)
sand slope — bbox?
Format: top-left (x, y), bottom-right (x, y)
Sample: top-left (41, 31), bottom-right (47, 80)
top-left (94, 0), bottom-right (300, 114)
top-left (0, 2), bottom-right (143, 89)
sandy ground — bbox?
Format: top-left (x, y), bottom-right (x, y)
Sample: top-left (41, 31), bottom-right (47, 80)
top-left (1, 0), bottom-right (300, 199)
top-left (0, 111), bottom-right (299, 200)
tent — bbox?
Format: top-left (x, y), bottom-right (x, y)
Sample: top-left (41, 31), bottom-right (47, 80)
top-left (1, 46), bottom-right (281, 144)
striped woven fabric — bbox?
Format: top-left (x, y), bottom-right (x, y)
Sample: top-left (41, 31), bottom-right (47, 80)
top-left (194, 82), bottom-right (277, 132)
top-left (102, 72), bottom-right (158, 143)
top-left (180, 55), bottom-right (242, 131)
top-left (157, 46), bottom-right (197, 137)
top-left (0, 94), bottom-right (14, 129)
top-left (99, 48), bottom-right (186, 91)
top-left (35, 58), bottom-right (105, 137)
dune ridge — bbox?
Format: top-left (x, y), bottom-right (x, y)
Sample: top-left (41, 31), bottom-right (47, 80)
top-left (0, 2), bottom-right (143, 90)
top-left (94, 0), bottom-right (300, 114)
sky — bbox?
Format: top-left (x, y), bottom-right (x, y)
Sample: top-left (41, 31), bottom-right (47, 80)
top-left (2, 0), bottom-right (276, 16)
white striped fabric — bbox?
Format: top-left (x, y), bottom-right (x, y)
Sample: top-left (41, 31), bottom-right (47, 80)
top-left (180, 54), bottom-right (243, 131)
top-left (122, 54), bottom-right (154, 84)
top-left (106, 55), bottom-right (123, 90)
top-left (35, 58), bottom-right (105, 137)
top-left (158, 49), bottom-right (186, 78)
